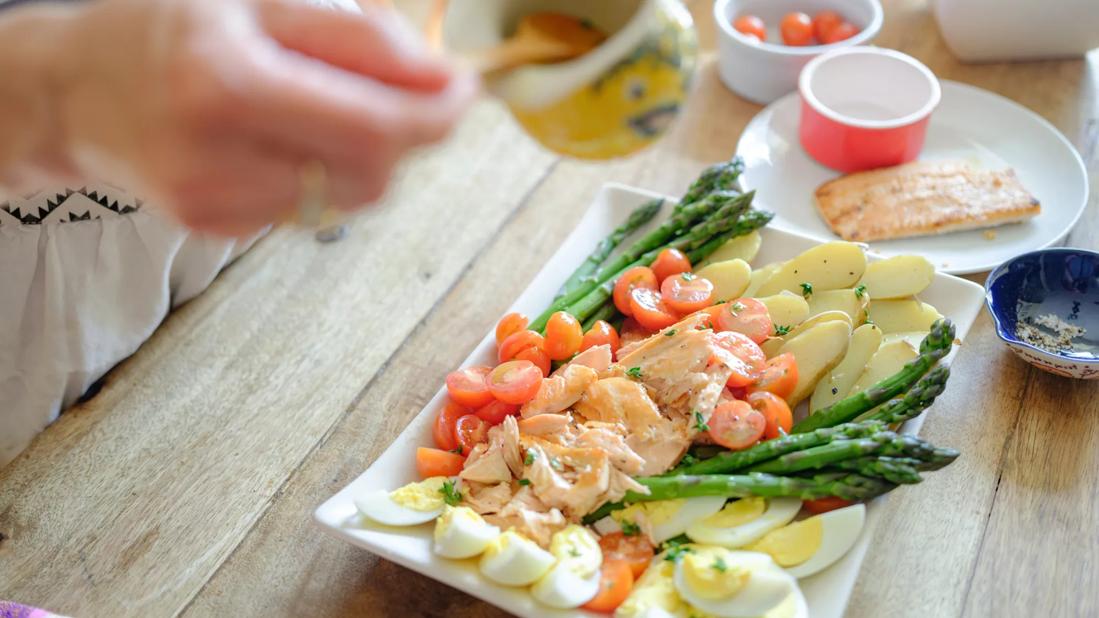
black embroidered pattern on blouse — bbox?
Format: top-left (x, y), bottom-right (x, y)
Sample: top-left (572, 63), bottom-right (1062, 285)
top-left (0, 186), bottom-right (142, 226)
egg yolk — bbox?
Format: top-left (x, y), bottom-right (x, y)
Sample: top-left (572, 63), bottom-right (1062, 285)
top-left (613, 498), bottom-right (687, 528)
top-left (433, 506), bottom-right (483, 541)
top-left (681, 548), bottom-right (750, 600)
top-left (617, 561), bottom-right (685, 617)
top-left (483, 530), bottom-right (523, 560)
top-left (746, 516), bottom-right (823, 567)
top-left (549, 525), bottom-right (601, 576)
top-left (700, 497), bottom-right (766, 528)
top-left (389, 477), bottom-right (446, 511)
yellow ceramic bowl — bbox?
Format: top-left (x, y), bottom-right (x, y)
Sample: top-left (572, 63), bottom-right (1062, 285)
top-left (444, 0), bottom-right (697, 159)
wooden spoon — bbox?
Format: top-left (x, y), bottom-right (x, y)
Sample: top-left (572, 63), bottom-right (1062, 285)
top-left (461, 12), bottom-right (607, 74)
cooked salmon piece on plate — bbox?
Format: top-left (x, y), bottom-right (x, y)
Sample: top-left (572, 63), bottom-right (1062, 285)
top-left (814, 160), bottom-right (1041, 242)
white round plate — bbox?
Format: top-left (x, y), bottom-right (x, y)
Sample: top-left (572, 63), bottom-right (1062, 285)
top-left (736, 80), bottom-right (1089, 274)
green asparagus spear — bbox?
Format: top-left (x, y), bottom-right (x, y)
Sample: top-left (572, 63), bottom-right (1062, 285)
top-left (862, 364), bottom-right (951, 426)
top-left (831, 456), bottom-right (931, 483)
top-left (556, 199), bottom-right (663, 299)
top-left (581, 303), bottom-right (617, 331)
top-left (791, 320), bottom-right (957, 433)
top-left (669, 421), bottom-right (887, 475)
top-left (678, 158), bottom-right (745, 211)
top-left (583, 471), bottom-right (896, 523)
top-left (745, 432), bottom-right (958, 474)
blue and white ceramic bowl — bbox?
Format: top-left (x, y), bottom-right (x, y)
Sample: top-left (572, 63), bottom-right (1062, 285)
top-left (985, 248), bottom-right (1099, 379)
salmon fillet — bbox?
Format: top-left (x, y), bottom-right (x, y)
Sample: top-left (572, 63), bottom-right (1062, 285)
top-left (814, 160), bottom-right (1040, 242)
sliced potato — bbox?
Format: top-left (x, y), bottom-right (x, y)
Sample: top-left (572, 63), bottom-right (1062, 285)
top-left (744, 261), bottom-right (783, 297)
top-left (883, 330), bottom-right (929, 350)
top-left (849, 339), bottom-right (919, 397)
top-left (696, 259), bottom-right (752, 302)
top-left (858, 255), bottom-right (935, 300)
top-left (757, 291), bottom-right (810, 330)
top-left (810, 324), bottom-right (883, 412)
top-left (756, 242), bottom-right (867, 297)
top-left (761, 310), bottom-right (852, 357)
top-left (777, 320), bottom-right (852, 407)
top-left (868, 299), bottom-right (943, 334)
top-left (806, 289), bottom-right (869, 324)
top-left (701, 231), bottom-right (762, 266)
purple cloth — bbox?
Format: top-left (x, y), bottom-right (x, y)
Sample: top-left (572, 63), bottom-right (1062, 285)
top-left (0, 601), bottom-right (69, 618)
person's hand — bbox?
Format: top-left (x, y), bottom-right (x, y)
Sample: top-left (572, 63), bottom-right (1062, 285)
top-left (4, 0), bottom-right (476, 236)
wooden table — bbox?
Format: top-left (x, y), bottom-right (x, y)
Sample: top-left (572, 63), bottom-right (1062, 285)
top-left (1, 1), bottom-right (1096, 616)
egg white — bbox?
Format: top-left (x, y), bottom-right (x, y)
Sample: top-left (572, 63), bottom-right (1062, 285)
top-left (686, 497), bottom-right (802, 548)
top-left (531, 563), bottom-right (601, 608)
top-left (478, 531), bottom-right (556, 586)
top-left (354, 489), bottom-right (443, 526)
top-left (433, 506), bottom-right (500, 559)
top-left (785, 503), bottom-right (865, 579)
top-left (608, 496), bottom-right (728, 544)
top-left (673, 550), bottom-right (797, 618)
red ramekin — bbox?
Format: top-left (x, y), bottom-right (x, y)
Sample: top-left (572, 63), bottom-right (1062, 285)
top-left (798, 47), bottom-right (941, 173)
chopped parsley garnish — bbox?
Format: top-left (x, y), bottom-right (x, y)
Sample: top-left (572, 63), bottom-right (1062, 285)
top-left (693, 410), bottom-right (709, 433)
top-left (518, 478), bottom-right (531, 486)
top-left (449, 446), bottom-right (463, 455)
top-left (681, 272), bottom-right (696, 281)
top-left (568, 547), bottom-right (582, 557)
top-left (774, 324), bottom-right (792, 336)
top-left (439, 479), bottom-right (462, 506)
top-left (800, 282), bottom-right (814, 297)
top-left (524, 451), bottom-right (537, 466)
top-left (626, 366), bottom-right (643, 380)
top-left (854, 284), bottom-right (867, 299)
top-left (550, 457), bottom-right (563, 471)
top-left (679, 453), bottom-right (699, 467)
top-left (663, 539), bottom-right (692, 562)
top-left (714, 299), bottom-right (727, 305)
top-left (664, 329), bottom-right (678, 337)
top-left (620, 520), bottom-right (641, 537)
top-left (711, 556), bottom-right (728, 572)
top-left (731, 301), bottom-right (746, 313)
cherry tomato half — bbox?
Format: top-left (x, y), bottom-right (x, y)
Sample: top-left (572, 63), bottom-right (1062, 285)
top-left (613, 266), bottom-right (658, 316)
top-left (445, 366), bottom-right (494, 409)
top-left (598, 532), bottom-right (655, 578)
top-left (812, 10), bottom-right (843, 42)
top-left (651, 248), bottom-right (692, 284)
top-left (661, 273), bottom-right (714, 314)
top-left (748, 390), bottom-right (793, 439)
top-left (708, 400), bottom-right (767, 450)
top-left (432, 400), bottom-right (467, 451)
top-left (821, 21), bottom-right (858, 44)
top-left (498, 329), bottom-right (545, 364)
top-left (748, 353), bottom-right (799, 401)
top-left (780, 12), bottom-right (814, 46)
top-left (495, 312), bottom-right (529, 347)
top-left (582, 559), bottom-right (634, 613)
top-left (544, 311), bottom-right (584, 361)
top-left (514, 346), bottom-right (551, 377)
top-left (803, 497), bottom-right (854, 514)
top-left (415, 447), bottom-right (464, 478)
top-left (713, 298), bottom-right (773, 344)
top-left (487, 360), bottom-right (544, 405)
top-left (474, 399), bottom-right (520, 425)
top-left (711, 331), bottom-right (767, 387)
top-left (629, 288), bottom-right (679, 331)
top-left (454, 414), bottom-right (490, 452)
top-left (733, 14), bottom-right (766, 42)
top-left (581, 320), bottom-right (621, 354)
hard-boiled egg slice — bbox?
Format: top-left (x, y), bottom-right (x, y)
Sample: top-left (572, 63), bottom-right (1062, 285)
top-left (531, 525), bottom-right (603, 608)
top-left (354, 477), bottom-right (449, 526)
top-left (747, 503), bottom-right (865, 579)
top-left (479, 530), bottom-right (556, 586)
top-left (615, 555), bottom-right (690, 618)
top-left (433, 505), bottom-right (499, 559)
top-left (611, 496), bottom-right (727, 544)
top-left (686, 497), bottom-right (802, 548)
top-left (673, 548), bottom-right (797, 618)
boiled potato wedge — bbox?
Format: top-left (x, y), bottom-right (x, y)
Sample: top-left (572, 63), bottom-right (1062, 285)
top-left (868, 299), bottom-right (943, 334)
top-left (744, 261), bottom-right (783, 297)
top-left (696, 259), bottom-right (752, 302)
top-left (849, 339), bottom-right (919, 396)
top-left (883, 330), bottom-right (929, 350)
top-left (858, 255), bottom-right (934, 300)
top-left (762, 310), bottom-right (852, 357)
top-left (756, 242), bottom-right (867, 297)
top-left (810, 324), bottom-right (883, 412)
top-left (806, 289), bottom-right (869, 324)
top-left (777, 320), bottom-right (852, 407)
top-left (701, 231), bottom-right (762, 266)
top-left (757, 291), bottom-right (810, 331)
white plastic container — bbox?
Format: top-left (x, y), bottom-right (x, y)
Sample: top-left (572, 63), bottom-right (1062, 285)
top-left (932, 0), bottom-right (1099, 62)
top-left (713, 0), bottom-right (883, 105)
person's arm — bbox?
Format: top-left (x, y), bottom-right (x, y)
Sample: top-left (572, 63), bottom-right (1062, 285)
top-left (0, 0), bottom-right (475, 237)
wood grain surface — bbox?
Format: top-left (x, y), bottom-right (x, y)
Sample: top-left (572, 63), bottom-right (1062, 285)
top-left (1, 1), bottom-right (1096, 617)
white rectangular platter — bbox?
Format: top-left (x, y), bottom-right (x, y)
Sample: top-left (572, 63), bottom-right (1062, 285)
top-left (315, 183), bottom-right (985, 618)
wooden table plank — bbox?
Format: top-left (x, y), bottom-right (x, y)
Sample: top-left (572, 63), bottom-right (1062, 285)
top-left (0, 102), bottom-right (556, 617)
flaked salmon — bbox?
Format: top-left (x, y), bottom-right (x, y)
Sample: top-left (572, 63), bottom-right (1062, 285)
top-left (814, 160), bottom-right (1041, 242)
top-left (520, 363), bottom-right (599, 418)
